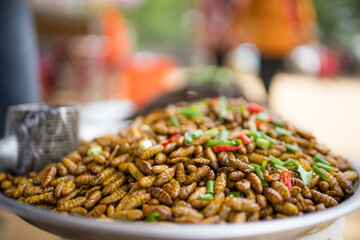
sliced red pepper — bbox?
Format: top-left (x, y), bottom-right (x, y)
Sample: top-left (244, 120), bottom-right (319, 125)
top-left (247, 103), bottom-right (264, 113)
top-left (238, 134), bottom-right (251, 144)
top-left (160, 139), bottom-right (170, 147)
top-left (280, 170), bottom-right (293, 191)
top-left (170, 133), bottom-right (181, 142)
top-left (213, 144), bottom-right (243, 153)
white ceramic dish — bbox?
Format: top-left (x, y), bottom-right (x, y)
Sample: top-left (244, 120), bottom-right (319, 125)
top-left (0, 163), bottom-right (359, 240)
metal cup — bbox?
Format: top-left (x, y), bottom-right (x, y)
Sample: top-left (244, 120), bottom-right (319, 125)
top-left (2, 104), bottom-right (79, 174)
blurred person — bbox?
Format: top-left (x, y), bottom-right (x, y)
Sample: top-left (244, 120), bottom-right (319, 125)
top-left (198, 0), bottom-right (317, 93)
top-left (0, 0), bottom-right (39, 137)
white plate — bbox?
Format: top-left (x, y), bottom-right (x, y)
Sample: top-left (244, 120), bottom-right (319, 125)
top-left (0, 163), bottom-right (359, 240)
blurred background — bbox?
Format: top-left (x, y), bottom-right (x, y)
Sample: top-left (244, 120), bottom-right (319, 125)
top-left (1, 0), bottom-right (360, 239)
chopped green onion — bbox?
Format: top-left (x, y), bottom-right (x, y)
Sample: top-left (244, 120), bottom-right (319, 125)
top-left (313, 155), bottom-right (331, 166)
top-left (206, 180), bottom-right (214, 195)
top-left (208, 139), bottom-right (234, 146)
top-left (140, 140), bottom-right (153, 151)
top-left (251, 164), bottom-right (261, 169)
top-left (248, 164), bottom-right (255, 172)
top-left (261, 161), bottom-right (267, 172)
top-left (185, 136), bottom-right (193, 143)
top-left (269, 155), bottom-right (284, 166)
top-left (179, 105), bottom-right (203, 118)
top-left (87, 146), bottom-right (103, 157)
top-left (192, 129), bottom-right (204, 139)
top-left (249, 130), bottom-right (262, 139)
top-left (312, 166), bottom-right (328, 180)
top-left (239, 105), bottom-right (245, 114)
top-left (256, 112), bottom-right (269, 121)
top-left (199, 193), bottom-right (214, 200)
top-left (227, 192), bottom-right (244, 197)
top-left (293, 160), bottom-right (300, 167)
top-left (145, 212), bottom-right (160, 222)
top-left (274, 164), bottom-right (288, 171)
top-left (140, 124), bottom-right (151, 130)
top-left (262, 134), bottom-right (275, 146)
top-left (297, 165), bottom-right (312, 185)
top-left (275, 127), bottom-right (292, 136)
top-left (233, 139), bottom-right (243, 146)
top-left (255, 168), bottom-right (268, 187)
top-left (226, 106), bottom-right (235, 112)
top-left (286, 144), bottom-right (299, 153)
top-left (170, 116), bottom-right (180, 127)
top-left (256, 138), bottom-right (270, 149)
top-left (283, 159), bottom-right (296, 166)
top-left (316, 163), bottom-right (333, 172)
top-left (219, 109), bottom-right (227, 120)
top-left (248, 121), bottom-right (257, 132)
top-left (219, 129), bottom-right (229, 141)
top-left (274, 120), bottom-right (285, 127)
top-left (219, 96), bottom-right (228, 119)
top-left (203, 128), bottom-right (219, 137)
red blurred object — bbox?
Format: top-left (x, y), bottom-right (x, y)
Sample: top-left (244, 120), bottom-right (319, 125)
top-left (318, 49), bottom-right (339, 78)
top-left (281, 170), bottom-right (293, 191)
top-left (213, 144), bottom-right (243, 153)
top-left (247, 103), bottom-right (264, 113)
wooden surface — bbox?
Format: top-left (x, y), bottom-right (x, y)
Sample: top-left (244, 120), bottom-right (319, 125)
top-left (1, 73), bottom-right (360, 239)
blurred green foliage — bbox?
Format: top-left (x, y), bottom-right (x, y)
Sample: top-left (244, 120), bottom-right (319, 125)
top-left (123, 0), bottom-right (193, 61)
top-left (314, 0), bottom-right (360, 49)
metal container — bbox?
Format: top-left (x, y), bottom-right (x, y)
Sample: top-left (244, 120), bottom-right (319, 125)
top-left (0, 162), bottom-right (359, 240)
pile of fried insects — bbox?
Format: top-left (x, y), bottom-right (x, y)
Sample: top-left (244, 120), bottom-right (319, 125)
top-left (0, 97), bottom-right (358, 223)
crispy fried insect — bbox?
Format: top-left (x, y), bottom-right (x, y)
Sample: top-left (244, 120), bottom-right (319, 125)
top-left (273, 202), bottom-right (299, 216)
top-left (192, 135), bottom-right (211, 146)
top-left (319, 169), bottom-right (344, 197)
top-left (62, 181), bottom-right (76, 196)
top-left (55, 181), bottom-right (66, 198)
top-left (89, 163), bottom-right (105, 174)
top-left (93, 153), bottom-right (107, 165)
top-left (188, 187), bottom-right (211, 209)
top-left (202, 215), bottom-right (223, 224)
top-left (291, 186), bottom-right (302, 197)
top-left (88, 204), bottom-right (107, 217)
top-left (187, 165), bottom-right (197, 173)
top-left (101, 189), bottom-right (127, 205)
top-left (189, 158), bottom-right (211, 165)
top-left (163, 142), bottom-right (177, 155)
top-left (123, 193), bottom-right (151, 210)
top-left (246, 189), bottom-right (256, 201)
top-left (170, 145), bottom-right (195, 158)
top-left (62, 157), bottom-right (78, 174)
top-left (56, 163), bottom-right (68, 176)
top-left (344, 170), bottom-right (358, 181)
top-left (168, 157), bottom-right (191, 164)
top-left (203, 193), bottom-right (225, 217)
top-left (218, 202), bottom-right (232, 220)
top-left (102, 176), bottom-right (126, 196)
top-left (114, 209), bottom-right (144, 221)
top-left (12, 177), bottom-right (28, 198)
top-left (50, 176), bottom-right (74, 187)
top-left (84, 191), bottom-right (102, 209)
top-left (154, 167), bottom-right (175, 187)
top-left (173, 216), bottom-right (201, 223)
top-left (75, 174), bottom-right (93, 187)
top-left (235, 179), bottom-right (251, 193)
top-left (148, 198), bottom-right (160, 205)
top-left (70, 207), bottom-right (88, 216)
top-left (109, 154), bottom-right (129, 168)
top-left (263, 188), bottom-right (283, 204)
top-left (179, 182), bottom-right (197, 200)
top-left (256, 194), bottom-right (268, 209)
top-left (246, 141), bottom-right (256, 153)
top-left (228, 171), bottom-right (245, 182)
top-left (247, 173), bottom-right (263, 194)
top-left (315, 203), bottom-right (326, 211)
top-left (204, 147), bottom-right (218, 170)
top-left (214, 172), bottom-right (227, 194)
top-left (85, 186), bottom-right (101, 198)
top-left (24, 185), bottom-right (53, 197)
top-left (225, 196), bottom-right (260, 213)
top-left (106, 205), bottom-right (115, 218)
top-left (334, 173), bottom-right (354, 195)
top-left (260, 205), bottom-right (273, 218)
top-left (143, 204), bottom-right (173, 221)
top-left (1, 180), bottom-right (12, 190)
top-left (57, 196), bottom-right (87, 211)
top-left (310, 189), bottom-right (338, 207)
top-left (229, 158), bottom-right (251, 173)
top-left (248, 153), bottom-right (269, 165)
top-left (135, 159), bottom-right (152, 175)
top-left (175, 163), bottom-right (186, 184)
top-left (217, 151), bottom-right (229, 167)
top-left (152, 165), bottom-right (169, 174)
top-left (229, 212), bottom-right (247, 223)
top-left (154, 152), bottom-right (167, 165)
top-left (0, 172), bottom-right (6, 182)
top-left (149, 187), bottom-right (173, 205)
top-left (91, 168), bottom-right (116, 186)
top-left (171, 206), bottom-right (203, 219)
top-left (318, 181), bottom-right (329, 192)
top-left (138, 175), bottom-right (156, 188)
top-left (102, 172), bottom-right (124, 187)
top-left (291, 178), bottom-right (305, 188)
top-left (255, 149), bottom-right (281, 158)
top-left (141, 145), bottom-right (164, 160)
top-left (169, 179), bottom-right (180, 199)
top-left (184, 166), bottom-right (210, 185)
top-left (271, 181), bottom-right (291, 201)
